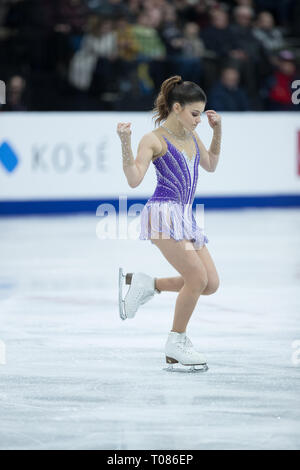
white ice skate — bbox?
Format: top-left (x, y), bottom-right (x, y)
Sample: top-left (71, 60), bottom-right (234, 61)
top-left (164, 331), bottom-right (208, 373)
top-left (118, 268), bottom-right (161, 320)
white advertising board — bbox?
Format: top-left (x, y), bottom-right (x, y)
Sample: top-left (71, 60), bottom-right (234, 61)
top-left (0, 112), bottom-right (299, 203)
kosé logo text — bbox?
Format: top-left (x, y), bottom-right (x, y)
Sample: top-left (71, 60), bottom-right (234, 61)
top-left (31, 141), bottom-right (108, 173)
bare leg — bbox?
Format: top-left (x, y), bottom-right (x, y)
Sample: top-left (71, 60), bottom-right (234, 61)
top-left (154, 276), bottom-right (215, 295)
top-left (155, 276), bottom-right (183, 292)
top-left (126, 243), bottom-right (219, 296)
top-left (151, 238), bottom-right (208, 333)
top-left (125, 272), bottom-right (183, 292)
top-left (155, 242), bottom-right (220, 295)
top-left (171, 284), bottom-right (205, 332)
top-left (156, 245), bottom-right (220, 295)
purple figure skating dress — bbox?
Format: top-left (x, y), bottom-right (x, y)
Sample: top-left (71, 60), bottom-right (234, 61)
top-left (139, 127), bottom-right (209, 250)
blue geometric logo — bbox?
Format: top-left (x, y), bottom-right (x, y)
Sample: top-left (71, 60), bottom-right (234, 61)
top-left (0, 142), bottom-right (19, 173)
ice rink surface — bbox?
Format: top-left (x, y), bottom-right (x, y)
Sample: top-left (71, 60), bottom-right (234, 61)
top-left (0, 208), bottom-right (299, 450)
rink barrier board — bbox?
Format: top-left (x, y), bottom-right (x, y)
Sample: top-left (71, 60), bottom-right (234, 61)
top-left (1, 112), bottom-right (300, 200)
top-left (0, 194), bottom-right (300, 216)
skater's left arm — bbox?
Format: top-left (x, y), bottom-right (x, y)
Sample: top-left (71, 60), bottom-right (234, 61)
top-left (206, 110), bottom-right (222, 172)
top-left (194, 110), bottom-right (221, 173)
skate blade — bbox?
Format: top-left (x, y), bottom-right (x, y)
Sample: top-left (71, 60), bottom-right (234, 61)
top-left (163, 363), bottom-right (209, 373)
top-left (118, 267), bottom-right (127, 321)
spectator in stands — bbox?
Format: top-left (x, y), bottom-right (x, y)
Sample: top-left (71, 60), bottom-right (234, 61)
top-left (53, 0), bottom-right (90, 77)
top-left (126, 0), bottom-right (143, 22)
top-left (0, 0), bottom-right (298, 111)
top-left (56, 0), bottom-right (89, 34)
top-left (182, 22), bottom-right (206, 59)
top-left (167, 22), bottom-right (206, 83)
top-left (4, 75), bottom-right (29, 111)
top-left (133, 11), bottom-right (166, 60)
top-left (228, 5), bottom-right (270, 105)
top-left (229, 6), bottom-right (264, 64)
top-left (114, 14), bottom-right (139, 93)
top-left (201, 8), bottom-right (236, 60)
top-left (263, 50), bottom-right (298, 111)
top-left (253, 11), bottom-right (284, 56)
top-left (159, 4), bottom-right (183, 58)
top-left (82, 17), bottom-right (117, 58)
top-left (180, 0), bottom-right (211, 29)
top-left (115, 15), bottom-right (139, 62)
top-left (142, 0), bottom-right (168, 22)
top-left (68, 16), bottom-right (118, 93)
top-left (254, 0), bottom-right (295, 27)
top-left (132, 11), bottom-right (167, 94)
top-left (208, 66), bottom-right (250, 110)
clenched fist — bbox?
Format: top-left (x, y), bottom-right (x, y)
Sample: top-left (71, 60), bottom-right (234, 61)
top-left (117, 122), bottom-right (132, 139)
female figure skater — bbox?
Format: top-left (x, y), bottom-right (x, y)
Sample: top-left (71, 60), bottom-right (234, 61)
top-left (117, 75), bottom-right (221, 371)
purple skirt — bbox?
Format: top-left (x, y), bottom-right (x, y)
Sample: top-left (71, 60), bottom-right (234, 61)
top-left (139, 201), bottom-right (209, 250)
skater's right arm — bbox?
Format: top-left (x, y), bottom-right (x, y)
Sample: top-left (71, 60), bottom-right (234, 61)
top-left (117, 123), bottom-right (156, 188)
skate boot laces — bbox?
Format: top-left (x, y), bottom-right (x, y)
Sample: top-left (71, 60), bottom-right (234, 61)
top-left (184, 335), bottom-right (194, 348)
top-left (169, 334), bottom-right (195, 357)
top-left (170, 334), bottom-right (204, 360)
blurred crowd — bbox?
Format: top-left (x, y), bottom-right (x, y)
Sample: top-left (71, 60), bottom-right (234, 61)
top-left (0, 0), bottom-right (299, 112)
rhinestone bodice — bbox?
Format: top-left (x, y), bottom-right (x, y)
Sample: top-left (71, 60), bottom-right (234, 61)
top-left (147, 134), bottom-right (200, 206)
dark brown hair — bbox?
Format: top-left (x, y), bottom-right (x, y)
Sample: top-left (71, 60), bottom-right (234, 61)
top-left (152, 75), bottom-right (207, 127)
